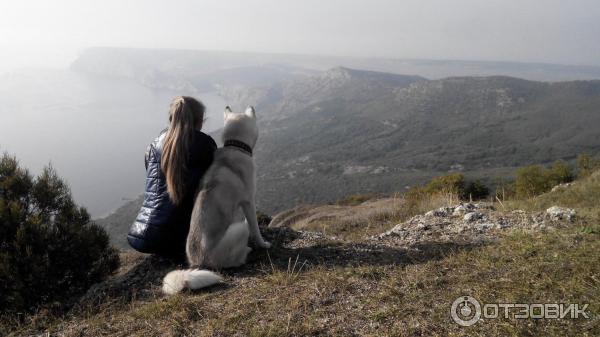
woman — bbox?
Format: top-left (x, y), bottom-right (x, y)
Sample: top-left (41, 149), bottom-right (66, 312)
top-left (128, 96), bottom-right (217, 260)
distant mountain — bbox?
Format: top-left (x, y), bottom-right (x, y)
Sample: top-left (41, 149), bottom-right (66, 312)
top-left (70, 48), bottom-right (317, 92)
top-left (71, 47), bottom-right (600, 87)
top-left (235, 67), bottom-right (600, 212)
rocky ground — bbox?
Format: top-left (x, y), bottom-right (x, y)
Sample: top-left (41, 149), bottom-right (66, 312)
top-left (372, 202), bottom-right (576, 247)
top-left (8, 172), bottom-right (598, 336)
top-left (76, 202), bottom-right (576, 312)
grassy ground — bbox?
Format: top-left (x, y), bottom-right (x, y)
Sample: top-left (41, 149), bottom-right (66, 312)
top-left (6, 225), bottom-right (598, 336)
top-left (4, 172), bottom-right (600, 336)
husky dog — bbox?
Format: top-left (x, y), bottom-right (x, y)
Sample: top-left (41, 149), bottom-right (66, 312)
top-left (162, 106), bottom-right (271, 295)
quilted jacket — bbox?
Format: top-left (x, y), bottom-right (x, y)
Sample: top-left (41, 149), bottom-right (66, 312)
top-left (127, 129), bottom-right (217, 257)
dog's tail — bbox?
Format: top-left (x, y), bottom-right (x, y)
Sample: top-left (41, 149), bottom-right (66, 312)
top-left (162, 269), bottom-right (222, 295)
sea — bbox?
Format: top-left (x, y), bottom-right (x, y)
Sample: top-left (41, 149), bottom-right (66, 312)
top-left (0, 68), bottom-right (226, 218)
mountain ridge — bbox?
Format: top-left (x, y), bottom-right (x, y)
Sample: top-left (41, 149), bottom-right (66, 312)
top-left (71, 47), bottom-right (600, 83)
top-left (239, 67), bottom-right (600, 212)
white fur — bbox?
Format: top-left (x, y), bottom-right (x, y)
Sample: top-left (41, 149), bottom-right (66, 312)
top-left (162, 269), bottom-right (222, 295)
top-left (162, 106), bottom-right (270, 296)
top-left (207, 221), bottom-right (252, 268)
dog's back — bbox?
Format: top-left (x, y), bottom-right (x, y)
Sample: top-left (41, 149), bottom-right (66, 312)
top-left (186, 148), bottom-right (250, 267)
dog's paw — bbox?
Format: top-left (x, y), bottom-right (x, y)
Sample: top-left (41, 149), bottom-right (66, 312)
top-left (258, 241), bottom-right (271, 249)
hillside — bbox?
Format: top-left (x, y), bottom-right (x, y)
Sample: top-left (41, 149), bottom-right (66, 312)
top-left (9, 171), bottom-right (600, 336)
top-left (245, 67), bottom-right (600, 213)
top-left (95, 195), bottom-right (144, 249)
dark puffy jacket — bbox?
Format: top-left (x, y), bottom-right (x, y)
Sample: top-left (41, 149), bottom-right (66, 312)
top-left (128, 129), bottom-right (217, 257)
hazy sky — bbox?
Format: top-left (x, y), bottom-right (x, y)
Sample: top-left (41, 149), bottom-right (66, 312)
top-left (1, 0), bottom-right (600, 70)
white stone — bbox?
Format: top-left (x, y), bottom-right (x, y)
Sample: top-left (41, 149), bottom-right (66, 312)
top-left (474, 223), bottom-right (494, 231)
top-left (546, 206), bottom-right (576, 222)
top-left (453, 205), bottom-right (467, 216)
top-left (464, 212), bottom-right (482, 222)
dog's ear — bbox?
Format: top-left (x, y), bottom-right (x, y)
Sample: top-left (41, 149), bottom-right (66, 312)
top-left (245, 106), bottom-right (256, 118)
top-left (224, 106), bottom-right (232, 120)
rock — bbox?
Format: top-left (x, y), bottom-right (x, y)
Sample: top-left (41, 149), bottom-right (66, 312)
top-left (464, 212), bottom-right (482, 222)
top-left (546, 206), bottom-right (576, 222)
top-left (463, 203), bottom-right (476, 211)
top-left (551, 183), bottom-right (573, 192)
top-left (474, 203), bottom-right (495, 210)
top-left (426, 207), bottom-right (453, 217)
top-left (373, 202), bottom-right (566, 248)
top-left (452, 205), bottom-right (467, 216)
top-left (495, 218), bottom-right (512, 229)
top-left (417, 222), bottom-right (431, 230)
top-left (474, 223), bottom-right (494, 231)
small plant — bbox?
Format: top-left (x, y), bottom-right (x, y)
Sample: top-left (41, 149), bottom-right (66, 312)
top-left (494, 178), bottom-right (516, 202)
top-left (265, 252), bottom-right (307, 287)
top-left (256, 210), bottom-right (272, 227)
top-left (404, 185), bottom-right (458, 216)
top-left (580, 225), bottom-right (600, 234)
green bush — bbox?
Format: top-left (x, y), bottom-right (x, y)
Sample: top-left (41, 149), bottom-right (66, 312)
top-left (515, 165), bottom-right (549, 199)
top-left (256, 210), bottom-right (272, 227)
top-left (422, 173), bottom-right (489, 200)
top-left (547, 160), bottom-right (574, 185)
top-left (0, 154), bottom-right (119, 314)
top-left (424, 173), bottom-right (465, 196)
top-left (494, 178), bottom-right (517, 201)
top-left (464, 180), bottom-right (490, 200)
top-left (577, 153), bottom-right (600, 177)
top-left (515, 161), bottom-right (574, 199)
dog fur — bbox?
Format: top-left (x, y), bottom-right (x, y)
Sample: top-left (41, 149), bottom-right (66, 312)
top-left (162, 106), bottom-right (271, 295)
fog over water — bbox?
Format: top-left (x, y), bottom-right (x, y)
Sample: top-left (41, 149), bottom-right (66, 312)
top-left (0, 68), bottom-right (225, 217)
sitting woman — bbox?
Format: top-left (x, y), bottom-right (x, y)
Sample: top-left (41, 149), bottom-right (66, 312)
top-left (128, 96), bottom-right (217, 260)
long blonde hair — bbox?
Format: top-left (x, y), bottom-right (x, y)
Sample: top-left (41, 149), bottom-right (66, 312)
top-left (161, 96), bottom-right (205, 204)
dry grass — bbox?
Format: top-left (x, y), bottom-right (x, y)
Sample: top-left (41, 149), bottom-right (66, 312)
top-left (505, 170), bottom-right (600, 226)
top-left (5, 224), bottom-right (599, 337)
top-left (270, 192), bottom-right (459, 241)
top-left (4, 172), bottom-right (600, 336)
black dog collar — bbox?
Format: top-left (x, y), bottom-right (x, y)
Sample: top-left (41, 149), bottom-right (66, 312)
top-left (224, 139), bottom-right (253, 156)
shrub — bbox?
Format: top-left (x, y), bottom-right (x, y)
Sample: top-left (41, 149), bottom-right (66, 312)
top-left (514, 161), bottom-right (574, 199)
top-left (0, 154), bottom-right (119, 314)
top-left (494, 178), bottom-right (517, 201)
top-left (577, 153), bottom-right (600, 177)
top-left (404, 185), bottom-right (459, 216)
top-left (424, 173), bottom-right (465, 196)
top-left (422, 173), bottom-right (489, 200)
top-left (547, 160), bottom-right (574, 185)
top-left (464, 180), bottom-right (490, 200)
top-left (256, 210), bottom-right (272, 227)
top-left (515, 165), bottom-right (551, 199)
